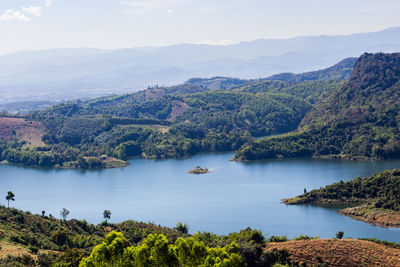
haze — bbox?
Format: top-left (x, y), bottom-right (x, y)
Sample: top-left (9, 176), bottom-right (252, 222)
top-left (1, 0), bottom-right (400, 54)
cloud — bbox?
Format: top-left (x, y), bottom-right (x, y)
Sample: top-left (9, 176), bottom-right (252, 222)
top-left (22, 6), bottom-right (42, 17)
top-left (45, 0), bottom-right (53, 7)
top-left (0, 9), bottom-right (30, 22)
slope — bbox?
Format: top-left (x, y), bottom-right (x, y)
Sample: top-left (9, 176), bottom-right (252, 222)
top-left (235, 52), bottom-right (400, 161)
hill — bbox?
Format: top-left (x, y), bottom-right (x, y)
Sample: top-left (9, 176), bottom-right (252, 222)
top-left (235, 52), bottom-right (400, 161)
top-left (0, 57), bottom-right (352, 168)
top-left (266, 239), bottom-right (400, 267)
top-left (0, 207), bottom-right (399, 266)
top-left (284, 169), bottom-right (400, 227)
top-left (0, 206), bottom-right (292, 267)
top-left (0, 27), bottom-right (399, 104)
top-left (0, 117), bottom-right (46, 147)
top-left (266, 57), bottom-right (356, 83)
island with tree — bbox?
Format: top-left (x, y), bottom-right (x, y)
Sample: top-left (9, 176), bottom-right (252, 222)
top-left (188, 166), bottom-right (210, 174)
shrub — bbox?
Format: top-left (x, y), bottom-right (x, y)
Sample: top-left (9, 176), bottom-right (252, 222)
top-left (28, 245), bottom-right (39, 254)
top-left (335, 231), bottom-right (344, 239)
top-left (268, 235), bottom-right (288, 242)
top-left (174, 222), bottom-right (189, 234)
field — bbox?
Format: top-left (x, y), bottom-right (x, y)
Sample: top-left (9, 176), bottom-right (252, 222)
top-left (266, 239), bottom-right (400, 266)
top-left (0, 117), bottom-right (46, 147)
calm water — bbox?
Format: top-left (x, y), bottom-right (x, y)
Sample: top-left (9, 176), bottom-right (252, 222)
top-left (1, 153), bottom-right (400, 242)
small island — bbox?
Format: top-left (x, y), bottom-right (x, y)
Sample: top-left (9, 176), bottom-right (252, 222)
top-left (188, 166), bottom-right (210, 174)
top-left (283, 169), bottom-right (400, 228)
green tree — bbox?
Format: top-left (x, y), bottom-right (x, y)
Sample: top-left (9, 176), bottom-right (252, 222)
top-left (336, 231), bottom-right (344, 239)
top-left (60, 208), bottom-right (70, 221)
top-left (103, 210), bottom-right (111, 224)
top-left (6, 191), bottom-right (15, 208)
top-left (80, 231), bottom-right (244, 267)
top-left (174, 222), bottom-right (189, 234)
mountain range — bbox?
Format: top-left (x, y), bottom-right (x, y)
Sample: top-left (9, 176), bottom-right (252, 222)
top-left (0, 27), bottom-right (400, 104)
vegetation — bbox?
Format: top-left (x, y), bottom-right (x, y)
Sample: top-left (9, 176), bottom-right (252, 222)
top-left (103, 210), bottom-right (111, 224)
top-left (0, 206), bottom-right (298, 267)
top-left (335, 231), bottom-right (344, 239)
top-left (0, 206), bottom-right (399, 266)
top-left (80, 231), bottom-right (244, 266)
top-left (266, 57), bottom-right (356, 83)
top-left (0, 57), bottom-right (355, 169)
top-left (284, 169), bottom-right (400, 227)
top-left (235, 53), bottom-right (400, 161)
top-left (5, 191), bottom-right (15, 208)
top-left (188, 166), bottom-right (210, 174)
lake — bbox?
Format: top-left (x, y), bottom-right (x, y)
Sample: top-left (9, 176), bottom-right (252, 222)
top-left (1, 153), bottom-right (400, 242)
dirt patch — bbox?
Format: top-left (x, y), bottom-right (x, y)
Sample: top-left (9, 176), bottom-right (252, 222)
top-left (167, 100), bottom-right (190, 121)
top-left (0, 117), bottom-right (46, 147)
top-left (339, 205), bottom-right (400, 228)
top-left (266, 239), bottom-right (400, 267)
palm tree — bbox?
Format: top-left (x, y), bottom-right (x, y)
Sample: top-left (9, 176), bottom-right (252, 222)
top-left (6, 191), bottom-right (15, 208)
top-left (60, 208), bottom-right (70, 221)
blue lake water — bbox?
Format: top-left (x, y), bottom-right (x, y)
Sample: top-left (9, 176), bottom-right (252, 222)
top-left (1, 152), bottom-right (400, 242)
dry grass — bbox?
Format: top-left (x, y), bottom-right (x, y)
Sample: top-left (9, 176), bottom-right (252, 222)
top-left (339, 205), bottom-right (400, 227)
top-left (0, 117), bottom-right (46, 147)
top-left (0, 241), bottom-right (37, 260)
top-left (266, 239), bottom-right (400, 267)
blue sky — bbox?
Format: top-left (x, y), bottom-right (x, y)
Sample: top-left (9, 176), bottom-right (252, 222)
top-left (0, 0), bottom-right (399, 54)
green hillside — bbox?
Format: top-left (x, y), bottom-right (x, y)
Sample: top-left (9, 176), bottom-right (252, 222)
top-left (235, 53), bottom-right (400, 161)
top-left (0, 207), bottom-right (293, 267)
top-left (0, 59), bottom-right (351, 168)
top-left (284, 169), bottom-right (400, 227)
top-left (266, 57), bottom-right (356, 83)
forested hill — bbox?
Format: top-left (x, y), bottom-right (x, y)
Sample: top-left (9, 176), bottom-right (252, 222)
top-left (266, 57), bottom-right (356, 83)
top-left (0, 58), bottom-right (352, 168)
top-left (235, 52), bottom-right (400, 161)
top-left (284, 169), bottom-right (400, 227)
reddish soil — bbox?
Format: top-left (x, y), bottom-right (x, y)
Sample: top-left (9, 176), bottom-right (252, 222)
top-left (266, 239), bottom-right (400, 267)
top-left (0, 117), bottom-right (46, 147)
top-left (167, 100), bottom-right (190, 121)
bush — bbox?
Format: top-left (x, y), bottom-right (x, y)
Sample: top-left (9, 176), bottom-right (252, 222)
top-left (28, 245), bottom-right (39, 254)
top-left (294, 235), bottom-right (319, 241)
top-left (268, 235), bottom-right (288, 242)
top-left (335, 231), bottom-right (344, 239)
top-left (174, 222), bottom-right (189, 234)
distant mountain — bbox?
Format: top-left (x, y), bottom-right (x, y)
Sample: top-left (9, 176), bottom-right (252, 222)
top-left (235, 52), bottom-right (400, 161)
top-left (266, 57), bottom-right (356, 83)
top-left (0, 27), bottom-right (399, 104)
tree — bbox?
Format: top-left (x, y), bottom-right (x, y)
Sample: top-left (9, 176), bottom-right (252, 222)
top-left (174, 222), bottom-right (189, 234)
top-left (304, 188), bottom-right (307, 194)
top-left (336, 231), bottom-right (344, 239)
top-left (103, 210), bottom-right (111, 223)
top-left (41, 210), bottom-right (46, 217)
top-left (6, 191), bottom-right (15, 208)
top-left (80, 231), bottom-right (244, 267)
top-left (60, 208), bottom-right (70, 221)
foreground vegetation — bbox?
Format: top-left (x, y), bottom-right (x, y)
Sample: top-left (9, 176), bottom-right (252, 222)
top-left (0, 206), bottom-right (399, 266)
top-left (0, 206), bottom-right (296, 266)
top-left (235, 53), bottom-right (400, 161)
top-left (284, 169), bottom-right (400, 227)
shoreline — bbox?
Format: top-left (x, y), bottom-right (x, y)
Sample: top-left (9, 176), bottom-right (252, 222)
top-left (283, 199), bottom-right (400, 228)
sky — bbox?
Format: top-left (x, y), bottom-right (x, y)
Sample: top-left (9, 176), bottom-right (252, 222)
top-left (0, 0), bottom-right (399, 55)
